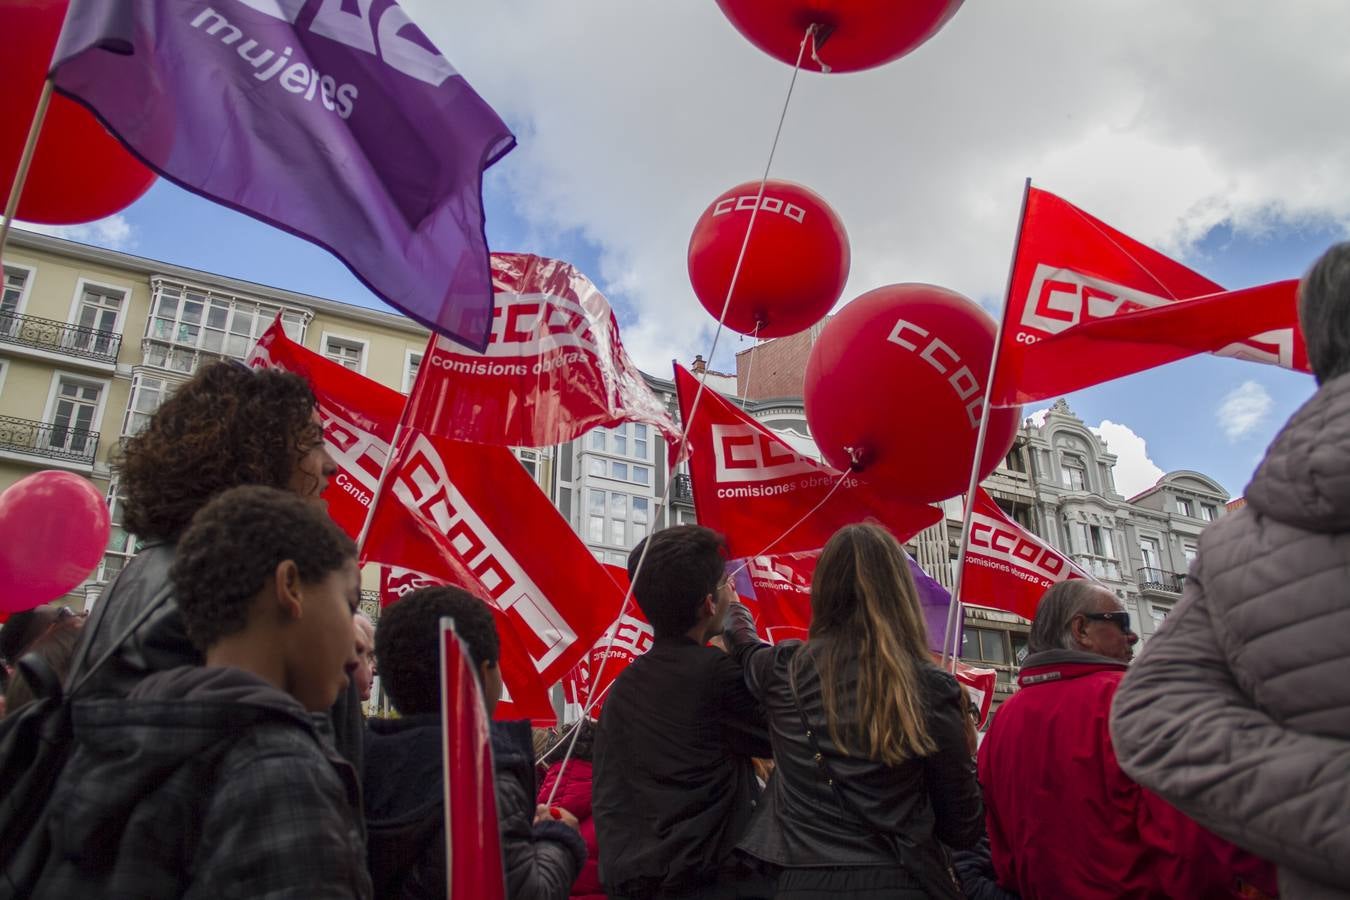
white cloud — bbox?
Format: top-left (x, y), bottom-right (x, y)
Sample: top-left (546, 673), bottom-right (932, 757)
top-left (407, 1), bottom-right (1350, 372)
top-left (1091, 420), bottom-right (1165, 497)
top-left (1216, 380), bottom-right (1274, 441)
top-left (1025, 407), bottom-right (1051, 429)
top-left (15, 216), bottom-right (137, 252)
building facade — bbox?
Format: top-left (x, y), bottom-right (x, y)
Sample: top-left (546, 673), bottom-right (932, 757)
top-left (1, 229), bottom-right (431, 608)
top-left (4, 233), bottom-right (1231, 717)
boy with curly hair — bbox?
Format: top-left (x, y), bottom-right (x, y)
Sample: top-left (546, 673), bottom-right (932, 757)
top-left (34, 486), bottom-right (372, 899)
top-left (364, 585), bottom-right (585, 900)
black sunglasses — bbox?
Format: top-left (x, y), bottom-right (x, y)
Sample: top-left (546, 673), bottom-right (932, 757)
top-left (1082, 611), bottom-right (1133, 634)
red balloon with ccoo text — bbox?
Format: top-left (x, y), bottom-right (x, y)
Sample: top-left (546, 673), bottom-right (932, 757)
top-left (714, 0), bottom-right (965, 74)
top-left (0, 0), bottom-right (156, 224)
top-left (688, 179), bottom-right (849, 338)
top-left (803, 283), bottom-right (1021, 504)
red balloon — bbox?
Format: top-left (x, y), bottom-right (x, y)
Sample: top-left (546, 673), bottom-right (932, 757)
top-left (0, 470), bottom-right (111, 611)
top-left (803, 284), bottom-right (1021, 504)
top-left (0, 0), bottom-right (155, 225)
top-left (714, 0), bottom-right (965, 74)
top-left (688, 179), bottom-right (849, 338)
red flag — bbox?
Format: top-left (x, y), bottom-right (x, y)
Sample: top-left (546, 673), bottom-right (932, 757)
top-left (674, 364), bottom-right (941, 559)
top-left (951, 661), bottom-right (997, 729)
top-left (383, 567), bottom-right (555, 724)
top-left (962, 488), bottom-right (1090, 619)
top-left (361, 427), bottom-right (621, 695)
top-left (739, 552), bottom-right (816, 644)
top-left (991, 187), bottom-right (1308, 406)
top-left (408, 253), bottom-right (678, 447)
top-left (441, 620), bottom-right (507, 900)
top-left (247, 318), bottom-right (401, 540)
top-left (563, 567), bottom-right (655, 719)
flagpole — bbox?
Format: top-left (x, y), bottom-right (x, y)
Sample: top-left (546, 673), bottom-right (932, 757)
top-left (355, 332), bottom-right (432, 553)
top-left (0, 79), bottom-right (54, 257)
top-left (941, 177), bottom-right (1032, 672)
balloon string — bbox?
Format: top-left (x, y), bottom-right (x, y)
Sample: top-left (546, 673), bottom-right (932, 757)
top-left (542, 25), bottom-right (817, 803)
top-left (0, 80), bottom-right (54, 258)
top-left (738, 321), bottom-right (762, 403)
top-left (728, 468), bottom-right (851, 581)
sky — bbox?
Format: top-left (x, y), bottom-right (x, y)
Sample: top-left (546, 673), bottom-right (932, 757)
top-left (18, 0), bottom-right (1350, 500)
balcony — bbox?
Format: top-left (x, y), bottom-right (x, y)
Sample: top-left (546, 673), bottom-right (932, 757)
top-left (1136, 567), bottom-right (1186, 595)
top-left (0, 312), bottom-right (122, 366)
top-left (0, 415), bottom-right (100, 469)
top-left (672, 472), bottom-right (694, 504)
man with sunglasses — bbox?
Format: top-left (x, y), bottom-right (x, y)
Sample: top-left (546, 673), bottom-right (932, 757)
top-left (977, 581), bottom-right (1274, 899)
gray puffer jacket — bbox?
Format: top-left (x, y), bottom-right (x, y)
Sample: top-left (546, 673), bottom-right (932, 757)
top-left (1111, 371), bottom-right (1350, 899)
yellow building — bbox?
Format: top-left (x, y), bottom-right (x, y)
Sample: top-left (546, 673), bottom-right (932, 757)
top-left (0, 228), bottom-right (436, 608)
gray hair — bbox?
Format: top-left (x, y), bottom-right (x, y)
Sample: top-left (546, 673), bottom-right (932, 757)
top-left (1300, 242), bottom-right (1350, 385)
top-left (1027, 580), bottom-right (1110, 654)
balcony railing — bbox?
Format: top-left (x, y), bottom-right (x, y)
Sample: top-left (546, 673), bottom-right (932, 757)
top-left (672, 472), bottom-right (694, 503)
top-left (0, 311), bottom-right (121, 364)
top-left (1136, 567), bottom-right (1186, 594)
top-left (0, 415), bottom-right (100, 466)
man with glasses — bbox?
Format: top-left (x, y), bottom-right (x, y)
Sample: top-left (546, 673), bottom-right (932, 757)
top-left (593, 525), bottom-right (772, 900)
top-left (977, 581), bottom-right (1274, 899)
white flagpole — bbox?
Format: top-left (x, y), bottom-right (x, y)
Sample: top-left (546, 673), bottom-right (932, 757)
top-left (941, 177), bottom-right (1032, 671)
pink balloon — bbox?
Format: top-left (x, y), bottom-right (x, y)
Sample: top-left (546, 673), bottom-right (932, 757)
top-left (0, 471), bottom-right (110, 611)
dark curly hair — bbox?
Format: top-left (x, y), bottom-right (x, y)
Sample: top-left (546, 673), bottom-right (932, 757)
top-left (629, 525), bottom-right (727, 637)
top-left (116, 362), bottom-right (322, 542)
top-left (170, 485), bottom-right (356, 652)
top-left (375, 586), bottom-right (499, 716)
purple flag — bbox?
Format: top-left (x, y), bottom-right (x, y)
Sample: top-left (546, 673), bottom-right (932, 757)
top-left (50, 0), bottom-right (514, 351)
top-left (730, 551), bottom-right (962, 656)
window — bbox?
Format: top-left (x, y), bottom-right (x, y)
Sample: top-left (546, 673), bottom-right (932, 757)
top-left (590, 431), bottom-right (606, 451)
top-left (1176, 498), bottom-right (1194, 517)
top-left (961, 627), bottom-right (1011, 666)
top-left (585, 490), bottom-right (650, 549)
top-left (146, 281), bottom-right (305, 369)
top-left (1060, 454), bottom-right (1087, 491)
top-left (515, 448), bottom-right (540, 482)
top-left (1200, 504), bottom-right (1217, 523)
top-left (612, 462), bottom-right (628, 481)
top-left (634, 424), bottom-right (649, 460)
top-left (1088, 525), bottom-right (1116, 559)
top-left (2, 265), bottom-right (29, 334)
top-left (323, 335), bottom-right (366, 372)
top-left (1011, 633), bottom-right (1029, 667)
top-left (632, 465), bottom-right (650, 486)
top-left (403, 351), bottom-right (423, 393)
top-left (1004, 446), bottom-right (1027, 473)
top-left (100, 480), bottom-right (140, 583)
top-left (1182, 543), bottom-right (1198, 566)
top-left (49, 377), bottom-right (101, 454)
top-left (588, 457), bottom-right (606, 477)
top-left (1139, 537), bottom-right (1161, 571)
top-left (122, 373), bottom-right (172, 436)
top-left (73, 283), bottom-right (124, 354)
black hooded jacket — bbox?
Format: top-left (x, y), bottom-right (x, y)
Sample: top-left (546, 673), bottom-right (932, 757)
top-left (364, 715), bottom-right (585, 900)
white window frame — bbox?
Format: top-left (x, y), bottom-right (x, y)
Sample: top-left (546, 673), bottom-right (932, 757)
top-left (402, 348), bottom-right (424, 393)
top-left (121, 372), bottom-right (176, 437)
top-left (1, 261), bottom-right (36, 317)
top-left (321, 330), bottom-right (370, 375)
top-left (1200, 504), bottom-right (1217, 523)
top-left (67, 277), bottom-right (131, 335)
top-left (0, 359), bottom-right (8, 397)
top-left (42, 371), bottom-right (111, 460)
top-left (1176, 498), bottom-right (1194, 518)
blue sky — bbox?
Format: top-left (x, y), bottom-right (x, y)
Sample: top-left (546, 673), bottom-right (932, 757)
top-left (19, 0), bottom-right (1349, 501)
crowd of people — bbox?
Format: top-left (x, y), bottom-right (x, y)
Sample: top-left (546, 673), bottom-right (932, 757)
top-left (0, 244), bottom-right (1348, 898)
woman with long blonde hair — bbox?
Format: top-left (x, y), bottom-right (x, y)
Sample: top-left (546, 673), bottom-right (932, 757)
top-left (725, 523), bottom-right (982, 899)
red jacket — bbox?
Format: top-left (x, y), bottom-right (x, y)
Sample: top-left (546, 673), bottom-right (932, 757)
top-left (978, 650), bottom-right (1276, 900)
top-left (539, 759), bottom-right (602, 900)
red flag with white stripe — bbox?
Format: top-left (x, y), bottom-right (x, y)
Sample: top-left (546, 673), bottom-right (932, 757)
top-left (675, 364), bottom-right (940, 559)
top-left (961, 488), bottom-right (1090, 619)
top-left (409, 253), bottom-right (678, 447)
top-left (991, 187), bottom-right (1308, 407)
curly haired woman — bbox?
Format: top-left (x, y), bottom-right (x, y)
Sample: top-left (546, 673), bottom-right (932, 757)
top-left (71, 361), bottom-right (344, 726)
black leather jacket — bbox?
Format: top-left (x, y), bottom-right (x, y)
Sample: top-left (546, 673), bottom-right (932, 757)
top-left (725, 604), bottom-right (983, 873)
